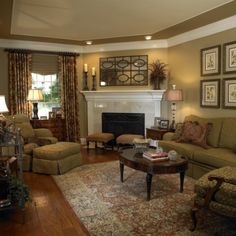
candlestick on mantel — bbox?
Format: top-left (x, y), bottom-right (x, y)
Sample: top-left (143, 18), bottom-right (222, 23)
top-left (92, 67), bottom-right (96, 76)
top-left (83, 71), bottom-right (89, 91)
top-left (92, 75), bottom-right (96, 91)
top-left (84, 64), bottom-right (88, 72)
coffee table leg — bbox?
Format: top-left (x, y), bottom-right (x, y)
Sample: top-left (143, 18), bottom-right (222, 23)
top-left (120, 162), bottom-right (124, 182)
top-left (180, 171), bottom-right (185, 192)
top-left (146, 173), bottom-right (153, 201)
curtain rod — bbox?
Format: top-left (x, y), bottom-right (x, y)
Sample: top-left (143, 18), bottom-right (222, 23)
top-left (4, 48), bottom-right (80, 57)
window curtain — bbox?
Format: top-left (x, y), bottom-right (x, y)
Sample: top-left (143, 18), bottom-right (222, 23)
top-left (58, 54), bottom-right (80, 142)
top-left (8, 50), bottom-right (32, 116)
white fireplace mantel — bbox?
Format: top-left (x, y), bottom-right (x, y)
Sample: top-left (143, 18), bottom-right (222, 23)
top-left (81, 90), bottom-right (165, 101)
top-left (80, 90), bottom-right (166, 134)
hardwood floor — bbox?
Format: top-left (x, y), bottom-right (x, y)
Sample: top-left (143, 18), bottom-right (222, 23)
top-left (0, 146), bottom-right (119, 236)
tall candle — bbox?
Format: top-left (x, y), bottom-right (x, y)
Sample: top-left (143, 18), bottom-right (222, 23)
top-left (92, 67), bottom-right (96, 76)
top-left (84, 64), bottom-right (88, 72)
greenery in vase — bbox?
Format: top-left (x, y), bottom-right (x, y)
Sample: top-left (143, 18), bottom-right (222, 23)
top-left (149, 60), bottom-right (168, 90)
top-left (9, 176), bottom-right (31, 209)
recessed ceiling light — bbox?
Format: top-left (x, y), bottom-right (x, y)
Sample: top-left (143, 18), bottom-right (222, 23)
top-left (145, 35), bottom-right (152, 40)
top-left (86, 41), bottom-right (92, 45)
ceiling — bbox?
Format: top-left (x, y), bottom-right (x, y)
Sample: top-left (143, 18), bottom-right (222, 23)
top-left (1, 0), bottom-right (236, 45)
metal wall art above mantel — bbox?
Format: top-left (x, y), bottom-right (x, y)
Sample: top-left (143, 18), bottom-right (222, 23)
top-left (100, 55), bottom-right (148, 86)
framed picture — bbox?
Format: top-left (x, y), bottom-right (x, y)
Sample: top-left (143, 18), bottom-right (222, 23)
top-left (200, 79), bottom-right (220, 108)
top-left (154, 117), bottom-right (161, 128)
top-left (222, 78), bottom-right (236, 109)
top-left (159, 120), bottom-right (169, 129)
top-left (223, 41), bottom-right (236, 74)
top-left (200, 45), bottom-right (221, 76)
top-left (49, 111), bottom-right (55, 119)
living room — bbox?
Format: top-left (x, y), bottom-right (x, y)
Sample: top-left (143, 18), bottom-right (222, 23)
top-left (0, 0), bottom-right (236, 235)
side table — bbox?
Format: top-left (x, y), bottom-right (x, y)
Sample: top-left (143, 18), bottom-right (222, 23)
top-left (146, 128), bottom-right (170, 140)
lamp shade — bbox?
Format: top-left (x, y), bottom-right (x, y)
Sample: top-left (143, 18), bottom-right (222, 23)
top-left (27, 89), bottom-right (43, 102)
top-left (165, 89), bottom-right (183, 101)
top-left (0, 95), bottom-right (9, 113)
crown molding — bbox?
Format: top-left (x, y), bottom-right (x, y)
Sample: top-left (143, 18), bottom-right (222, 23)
top-left (0, 15), bottom-right (236, 53)
top-left (167, 15), bottom-right (236, 47)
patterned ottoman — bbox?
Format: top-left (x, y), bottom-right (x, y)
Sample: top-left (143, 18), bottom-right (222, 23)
top-left (86, 132), bottom-right (114, 150)
top-left (32, 142), bottom-right (82, 175)
top-left (116, 134), bottom-right (144, 150)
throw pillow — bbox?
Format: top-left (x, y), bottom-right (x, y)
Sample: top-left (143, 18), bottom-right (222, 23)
top-left (172, 123), bottom-right (183, 140)
top-left (177, 121), bottom-right (212, 149)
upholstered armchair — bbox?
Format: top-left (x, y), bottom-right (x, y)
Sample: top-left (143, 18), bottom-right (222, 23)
top-left (191, 166), bottom-right (236, 231)
top-left (6, 114), bottom-right (58, 171)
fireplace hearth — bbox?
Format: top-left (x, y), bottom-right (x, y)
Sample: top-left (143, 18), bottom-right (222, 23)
top-left (102, 112), bottom-right (145, 139)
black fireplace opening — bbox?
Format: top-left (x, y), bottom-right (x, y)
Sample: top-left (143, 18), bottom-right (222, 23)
top-left (102, 112), bottom-right (145, 140)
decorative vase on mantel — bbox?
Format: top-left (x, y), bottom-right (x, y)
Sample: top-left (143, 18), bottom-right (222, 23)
top-left (149, 60), bottom-right (168, 90)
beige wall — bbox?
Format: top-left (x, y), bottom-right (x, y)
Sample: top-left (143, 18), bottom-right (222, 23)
top-left (168, 27), bottom-right (236, 123)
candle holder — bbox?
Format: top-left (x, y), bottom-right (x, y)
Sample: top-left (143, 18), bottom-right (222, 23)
top-left (83, 71), bottom-right (89, 91)
top-left (92, 75), bottom-right (96, 91)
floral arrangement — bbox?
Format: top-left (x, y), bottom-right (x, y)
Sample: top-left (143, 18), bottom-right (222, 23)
top-left (149, 60), bottom-right (168, 90)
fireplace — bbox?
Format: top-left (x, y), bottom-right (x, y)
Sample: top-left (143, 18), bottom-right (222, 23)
top-left (81, 90), bottom-right (166, 135)
top-left (102, 112), bottom-right (145, 139)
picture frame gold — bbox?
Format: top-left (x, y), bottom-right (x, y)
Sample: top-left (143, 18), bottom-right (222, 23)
top-left (200, 45), bottom-right (221, 76)
top-left (200, 79), bottom-right (220, 108)
top-left (222, 78), bottom-right (236, 109)
top-left (223, 41), bottom-right (236, 74)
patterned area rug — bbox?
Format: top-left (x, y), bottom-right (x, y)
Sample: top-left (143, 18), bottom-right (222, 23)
top-left (53, 161), bottom-right (235, 236)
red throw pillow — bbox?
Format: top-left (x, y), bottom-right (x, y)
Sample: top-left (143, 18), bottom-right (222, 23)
top-left (177, 121), bottom-right (211, 149)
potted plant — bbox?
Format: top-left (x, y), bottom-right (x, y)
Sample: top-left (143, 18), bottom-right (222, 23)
top-left (8, 176), bottom-right (30, 209)
top-left (149, 60), bottom-right (168, 90)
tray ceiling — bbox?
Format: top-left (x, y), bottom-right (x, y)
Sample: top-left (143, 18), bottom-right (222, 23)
top-left (5, 0), bottom-right (236, 44)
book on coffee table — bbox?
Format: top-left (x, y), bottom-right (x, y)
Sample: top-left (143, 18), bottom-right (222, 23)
top-left (143, 150), bottom-right (169, 162)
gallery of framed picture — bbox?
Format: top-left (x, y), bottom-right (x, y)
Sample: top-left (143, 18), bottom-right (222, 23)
top-left (200, 41), bottom-right (236, 109)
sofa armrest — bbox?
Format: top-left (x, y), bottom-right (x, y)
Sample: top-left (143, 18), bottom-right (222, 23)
top-left (162, 132), bottom-right (175, 141)
top-left (34, 128), bottom-right (53, 137)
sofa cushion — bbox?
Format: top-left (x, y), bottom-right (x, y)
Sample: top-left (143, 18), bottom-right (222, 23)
top-left (172, 123), bottom-right (183, 140)
top-left (158, 140), bottom-right (204, 160)
top-left (177, 121), bottom-right (210, 149)
top-left (184, 115), bottom-right (223, 147)
top-left (219, 118), bottom-right (236, 149)
top-left (193, 148), bottom-right (236, 168)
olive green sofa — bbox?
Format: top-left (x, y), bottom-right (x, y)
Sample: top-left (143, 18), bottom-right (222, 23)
top-left (159, 115), bottom-right (236, 179)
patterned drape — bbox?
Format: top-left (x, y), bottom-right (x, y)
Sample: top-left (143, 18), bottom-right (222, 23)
top-left (58, 54), bottom-right (80, 142)
top-left (8, 50), bottom-right (32, 116)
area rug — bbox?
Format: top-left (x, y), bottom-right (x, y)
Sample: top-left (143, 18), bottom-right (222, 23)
top-left (53, 161), bottom-right (235, 236)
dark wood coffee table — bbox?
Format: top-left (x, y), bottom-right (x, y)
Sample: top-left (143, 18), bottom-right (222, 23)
top-left (119, 148), bottom-right (188, 201)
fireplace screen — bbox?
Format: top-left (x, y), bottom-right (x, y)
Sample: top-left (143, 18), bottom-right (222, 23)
top-left (100, 55), bottom-right (148, 86)
top-left (102, 112), bottom-right (145, 139)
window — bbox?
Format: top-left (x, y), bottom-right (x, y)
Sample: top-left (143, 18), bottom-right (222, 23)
top-left (30, 53), bottom-right (60, 118)
top-left (31, 73), bottom-right (60, 118)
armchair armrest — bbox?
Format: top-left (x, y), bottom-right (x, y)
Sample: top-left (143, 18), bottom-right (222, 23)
top-left (203, 175), bottom-right (225, 207)
top-left (34, 128), bottom-right (53, 137)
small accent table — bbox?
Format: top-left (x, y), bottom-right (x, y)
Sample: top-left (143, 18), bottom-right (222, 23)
top-left (119, 148), bottom-right (188, 201)
top-left (146, 128), bottom-right (170, 140)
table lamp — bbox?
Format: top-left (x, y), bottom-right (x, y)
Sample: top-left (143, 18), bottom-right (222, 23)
top-left (165, 85), bottom-right (183, 130)
top-left (0, 95), bottom-right (9, 126)
top-left (27, 89), bottom-right (43, 119)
